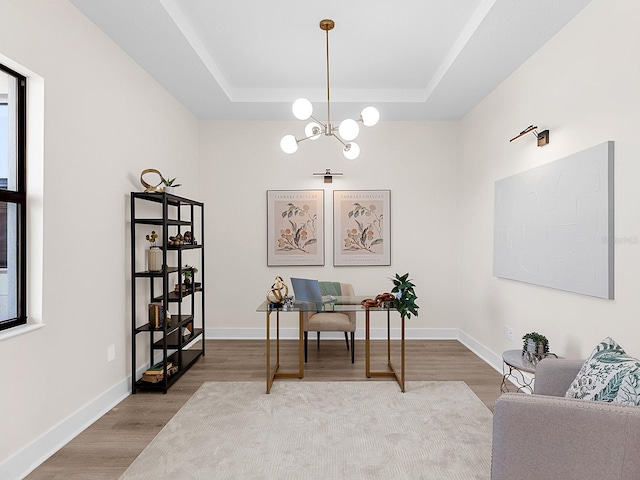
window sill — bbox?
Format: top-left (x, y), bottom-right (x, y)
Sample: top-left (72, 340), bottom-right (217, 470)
top-left (0, 323), bottom-right (44, 342)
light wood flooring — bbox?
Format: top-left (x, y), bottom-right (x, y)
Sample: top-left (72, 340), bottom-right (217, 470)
top-left (26, 339), bottom-right (506, 480)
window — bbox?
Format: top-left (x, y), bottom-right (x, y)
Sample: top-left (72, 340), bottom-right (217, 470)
top-left (0, 63), bottom-right (26, 331)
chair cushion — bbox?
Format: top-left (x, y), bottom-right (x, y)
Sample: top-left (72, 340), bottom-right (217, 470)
top-left (565, 337), bottom-right (640, 404)
top-left (306, 312), bottom-right (354, 332)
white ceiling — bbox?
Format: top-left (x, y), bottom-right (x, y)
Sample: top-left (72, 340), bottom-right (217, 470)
top-left (69, 0), bottom-right (592, 121)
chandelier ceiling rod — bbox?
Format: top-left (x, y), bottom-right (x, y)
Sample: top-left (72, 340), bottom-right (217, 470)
top-left (280, 19), bottom-right (380, 160)
top-left (322, 19), bottom-right (333, 135)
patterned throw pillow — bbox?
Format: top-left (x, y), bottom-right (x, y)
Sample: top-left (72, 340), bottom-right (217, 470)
top-left (614, 370), bottom-right (640, 406)
top-left (565, 337), bottom-right (640, 403)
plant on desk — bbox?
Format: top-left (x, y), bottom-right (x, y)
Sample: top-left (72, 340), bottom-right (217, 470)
top-left (390, 272), bottom-right (419, 319)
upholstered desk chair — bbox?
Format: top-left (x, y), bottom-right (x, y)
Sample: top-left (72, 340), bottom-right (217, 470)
top-left (302, 282), bottom-right (356, 364)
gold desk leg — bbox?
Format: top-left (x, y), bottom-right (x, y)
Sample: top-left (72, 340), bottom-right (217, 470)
top-left (266, 309), bottom-right (282, 394)
top-left (365, 308), bottom-right (371, 377)
top-left (266, 310), bottom-right (271, 394)
top-left (365, 307), bottom-right (405, 392)
top-left (298, 310), bottom-right (304, 378)
top-left (387, 307), bottom-right (391, 364)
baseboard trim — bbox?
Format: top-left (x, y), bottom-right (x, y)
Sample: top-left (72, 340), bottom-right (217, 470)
top-left (1, 376), bottom-right (131, 480)
top-left (6, 328), bottom-right (504, 479)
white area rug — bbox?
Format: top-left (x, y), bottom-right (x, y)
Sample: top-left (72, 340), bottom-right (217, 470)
top-left (120, 381), bottom-right (493, 479)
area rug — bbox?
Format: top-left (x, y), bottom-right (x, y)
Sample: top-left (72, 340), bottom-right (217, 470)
top-left (119, 381), bottom-right (493, 479)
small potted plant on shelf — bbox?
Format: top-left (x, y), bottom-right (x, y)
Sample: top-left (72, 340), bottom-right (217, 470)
top-left (390, 272), bottom-right (419, 319)
top-left (161, 175), bottom-right (181, 194)
top-left (176, 265), bottom-right (199, 292)
top-left (522, 331), bottom-right (549, 363)
top-left (145, 230), bottom-right (162, 272)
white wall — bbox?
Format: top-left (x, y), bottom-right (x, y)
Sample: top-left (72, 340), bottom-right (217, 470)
top-left (0, 0), bottom-right (200, 473)
top-left (3, 0), bottom-right (640, 475)
top-left (199, 120), bottom-right (461, 335)
top-left (458, 0), bottom-right (640, 359)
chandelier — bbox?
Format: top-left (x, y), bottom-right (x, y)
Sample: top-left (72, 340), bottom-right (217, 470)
top-left (280, 19), bottom-right (380, 160)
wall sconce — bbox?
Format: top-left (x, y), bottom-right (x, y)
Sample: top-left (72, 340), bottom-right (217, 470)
top-left (313, 169), bottom-right (343, 183)
top-left (510, 125), bottom-right (550, 147)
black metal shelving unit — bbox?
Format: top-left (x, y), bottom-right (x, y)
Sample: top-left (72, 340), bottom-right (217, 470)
top-left (130, 192), bottom-right (205, 393)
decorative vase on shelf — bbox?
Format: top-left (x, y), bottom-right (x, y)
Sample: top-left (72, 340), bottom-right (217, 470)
top-left (163, 186), bottom-right (174, 194)
top-left (147, 246), bottom-right (162, 272)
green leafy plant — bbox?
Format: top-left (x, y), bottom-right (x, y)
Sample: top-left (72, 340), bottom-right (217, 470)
top-left (160, 175), bottom-right (182, 188)
top-left (522, 332), bottom-right (549, 355)
top-left (181, 264), bottom-right (198, 283)
top-left (390, 273), bottom-right (419, 319)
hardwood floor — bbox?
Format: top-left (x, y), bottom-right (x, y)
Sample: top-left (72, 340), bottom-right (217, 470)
top-left (26, 339), bottom-right (505, 480)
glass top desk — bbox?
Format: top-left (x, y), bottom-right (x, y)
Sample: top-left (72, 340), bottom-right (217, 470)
top-left (256, 296), bottom-right (406, 393)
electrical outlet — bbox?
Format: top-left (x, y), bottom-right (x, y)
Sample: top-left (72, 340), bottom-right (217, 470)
top-left (107, 344), bottom-right (116, 362)
top-left (504, 326), bottom-right (514, 342)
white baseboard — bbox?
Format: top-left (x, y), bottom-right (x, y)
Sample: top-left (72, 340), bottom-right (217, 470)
top-left (5, 328), bottom-right (504, 479)
top-left (0, 376), bottom-right (132, 480)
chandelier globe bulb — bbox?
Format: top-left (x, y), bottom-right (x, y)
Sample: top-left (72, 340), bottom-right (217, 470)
top-left (361, 106), bottom-right (380, 127)
top-left (338, 119), bottom-right (360, 141)
top-left (305, 122), bottom-right (322, 140)
top-left (280, 135), bottom-right (299, 154)
top-left (343, 142), bottom-right (360, 160)
top-left (292, 98), bottom-right (313, 120)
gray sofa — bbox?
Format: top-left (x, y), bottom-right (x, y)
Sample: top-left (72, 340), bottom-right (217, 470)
top-left (491, 358), bottom-right (640, 480)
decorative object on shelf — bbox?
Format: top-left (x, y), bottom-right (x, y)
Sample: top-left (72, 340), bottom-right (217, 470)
top-left (390, 273), bottom-right (419, 319)
top-left (267, 190), bottom-right (325, 266)
top-left (509, 125), bottom-right (549, 147)
top-left (266, 276), bottom-right (289, 307)
top-left (333, 190), bottom-right (390, 266)
top-left (147, 247), bottom-right (162, 272)
top-left (168, 233), bottom-right (183, 246)
top-left (140, 168), bottom-right (164, 193)
top-left (145, 230), bottom-right (162, 272)
top-left (181, 265), bottom-right (198, 286)
top-left (280, 19), bottom-right (379, 160)
top-left (138, 169), bottom-right (182, 193)
top-left (522, 332), bottom-right (550, 364)
top-left (183, 231), bottom-right (196, 244)
top-left (160, 175), bottom-right (181, 194)
top-left (148, 303), bottom-right (167, 329)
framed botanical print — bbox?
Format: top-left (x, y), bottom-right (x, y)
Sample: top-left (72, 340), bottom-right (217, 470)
top-left (333, 190), bottom-right (391, 266)
top-left (267, 190), bottom-right (324, 266)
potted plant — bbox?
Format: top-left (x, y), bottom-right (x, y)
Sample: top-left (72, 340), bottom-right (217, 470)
top-left (390, 272), bottom-right (419, 319)
top-left (145, 230), bottom-right (162, 272)
top-left (161, 175), bottom-right (181, 194)
top-left (180, 264), bottom-right (199, 291)
top-left (522, 331), bottom-right (549, 359)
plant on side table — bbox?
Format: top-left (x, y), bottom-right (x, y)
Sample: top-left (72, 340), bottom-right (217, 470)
top-left (522, 331), bottom-right (549, 363)
top-left (390, 272), bottom-right (419, 319)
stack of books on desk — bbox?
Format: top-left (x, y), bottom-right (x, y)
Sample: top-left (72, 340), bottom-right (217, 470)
top-left (141, 361), bottom-right (178, 383)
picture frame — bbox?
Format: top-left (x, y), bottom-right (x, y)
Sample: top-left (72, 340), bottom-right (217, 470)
top-left (267, 190), bottom-right (324, 266)
top-left (333, 190), bottom-right (391, 266)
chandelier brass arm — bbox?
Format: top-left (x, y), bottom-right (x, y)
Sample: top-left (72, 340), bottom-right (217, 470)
top-left (280, 19), bottom-right (379, 160)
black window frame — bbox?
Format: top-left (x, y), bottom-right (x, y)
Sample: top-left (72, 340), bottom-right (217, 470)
top-left (0, 63), bottom-right (27, 331)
